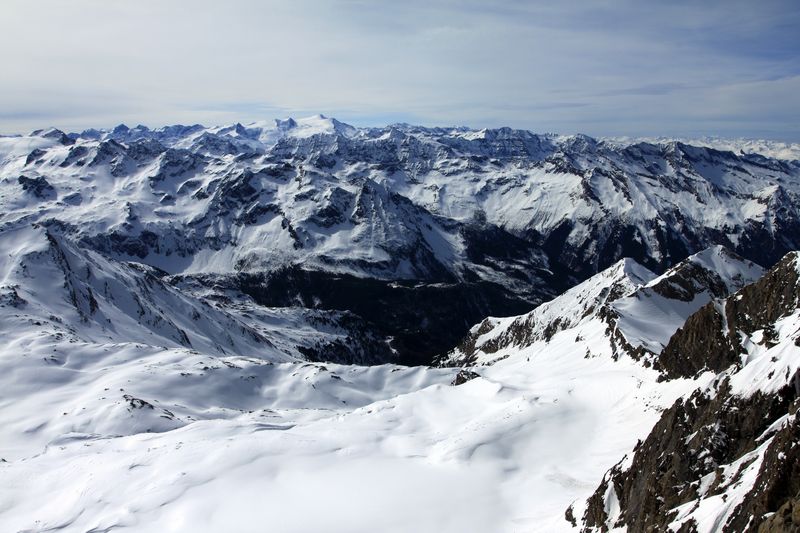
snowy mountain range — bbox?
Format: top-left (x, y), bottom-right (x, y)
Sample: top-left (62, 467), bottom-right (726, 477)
top-left (3, 115), bottom-right (800, 364)
top-left (1, 116), bottom-right (800, 532)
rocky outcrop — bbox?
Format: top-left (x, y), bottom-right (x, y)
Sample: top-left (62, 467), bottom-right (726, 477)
top-left (658, 252), bottom-right (800, 379)
top-left (18, 175), bottom-right (55, 199)
top-left (442, 246), bottom-right (762, 368)
top-left (581, 380), bottom-right (800, 532)
top-left (759, 494), bottom-right (800, 532)
top-left (450, 369), bottom-right (480, 386)
top-left (580, 252), bottom-right (800, 532)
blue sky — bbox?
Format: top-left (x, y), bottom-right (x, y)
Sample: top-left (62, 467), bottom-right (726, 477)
top-left (1, 0), bottom-right (798, 139)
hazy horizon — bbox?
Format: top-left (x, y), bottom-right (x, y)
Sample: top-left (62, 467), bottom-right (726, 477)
top-left (2, 0), bottom-right (798, 141)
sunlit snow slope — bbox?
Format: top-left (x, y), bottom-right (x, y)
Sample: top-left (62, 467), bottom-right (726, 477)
top-left (2, 243), bottom-right (784, 532)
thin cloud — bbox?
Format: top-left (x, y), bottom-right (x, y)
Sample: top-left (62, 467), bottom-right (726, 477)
top-left (0, 0), bottom-right (797, 140)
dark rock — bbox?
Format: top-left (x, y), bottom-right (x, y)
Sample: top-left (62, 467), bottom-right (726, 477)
top-left (62, 192), bottom-right (83, 205)
top-left (37, 128), bottom-right (74, 145)
top-left (234, 268), bottom-right (532, 366)
top-left (759, 493), bottom-right (800, 532)
top-left (123, 394), bottom-right (154, 410)
top-left (18, 175), bottom-right (55, 199)
top-left (450, 369), bottom-right (480, 385)
top-left (25, 148), bottom-right (46, 166)
top-left (582, 254), bottom-right (800, 531)
top-left (60, 145), bottom-right (89, 167)
top-left (658, 252), bottom-right (800, 379)
top-left (582, 380), bottom-right (799, 532)
top-left (565, 504), bottom-right (577, 527)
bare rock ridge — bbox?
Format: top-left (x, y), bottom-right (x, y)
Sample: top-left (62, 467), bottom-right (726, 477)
top-left (442, 246), bottom-right (763, 367)
top-left (578, 251), bottom-right (800, 532)
top-left (657, 251), bottom-right (800, 379)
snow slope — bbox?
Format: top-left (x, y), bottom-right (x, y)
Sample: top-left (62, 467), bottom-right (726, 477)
top-left (579, 252), bottom-right (800, 532)
top-left (610, 245), bottom-right (764, 356)
top-left (1, 247), bottom-right (769, 532)
top-left (0, 281), bottom-right (701, 533)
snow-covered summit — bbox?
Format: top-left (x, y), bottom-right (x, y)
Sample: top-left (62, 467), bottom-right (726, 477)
top-left (278, 114), bottom-right (358, 139)
top-left (442, 257), bottom-right (656, 366)
top-left (609, 246), bottom-right (764, 355)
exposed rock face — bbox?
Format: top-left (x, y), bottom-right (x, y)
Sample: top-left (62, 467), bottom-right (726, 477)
top-left (232, 267), bottom-right (531, 366)
top-left (759, 494), bottom-right (800, 532)
top-left (580, 252), bottom-right (800, 532)
top-left (729, 415), bottom-right (800, 532)
top-left (18, 175), bottom-right (55, 199)
top-left (658, 252), bottom-right (800, 379)
top-left (442, 246), bottom-right (763, 368)
top-left (450, 369), bottom-right (480, 386)
top-left (656, 303), bottom-right (736, 378)
top-left (647, 247), bottom-right (750, 302)
top-left (440, 258), bottom-right (655, 366)
top-left (582, 380), bottom-right (800, 532)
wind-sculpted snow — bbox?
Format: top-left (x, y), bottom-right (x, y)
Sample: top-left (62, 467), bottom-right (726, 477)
top-left (0, 263), bottom-right (703, 532)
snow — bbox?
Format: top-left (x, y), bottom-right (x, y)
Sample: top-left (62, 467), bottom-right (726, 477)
top-left (668, 442), bottom-right (767, 532)
top-left (611, 246), bottom-right (764, 354)
top-left (659, 260), bottom-right (800, 531)
top-left (450, 245), bottom-right (763, 367)
top-left (730, 310), bottom-right (800, 396)
top-left (683, 245), bottom-right (764, 293)
top-left (0, 116), bottom-right (798, 532)
top-left (0, 135), bottom-right (59, 167)
top-left (2, 116), bottom-right (797, 285)
top-left (0, 333), bottom-right (701, 533)
top-left (603, 135), bottom-right (800, 162)
top-left (0, 242), bottom-right (793, 531)
top-left (452, 257), bottom-right (658, 366)
top-left (0, 246), bottom-right (709, 532)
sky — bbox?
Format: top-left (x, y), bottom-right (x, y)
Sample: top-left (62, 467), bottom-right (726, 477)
top-left (1, 0), bottom-right (798, 140)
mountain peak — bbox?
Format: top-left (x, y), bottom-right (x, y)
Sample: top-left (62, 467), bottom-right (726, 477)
top-left (653, 245), bottom-right (764, 297)
top-left (611, 257), bottom-right (657, 286)
top-left (274, 117), bottom-right (298, 130)
top-left (265, 114), bottom-right (356, 140)
top-left (29, 127), bottom-right (73, 145)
